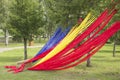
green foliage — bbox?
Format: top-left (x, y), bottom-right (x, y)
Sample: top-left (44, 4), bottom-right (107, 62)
top-left (1, 0), bottom-right (117, 40)
top-left (40, 0), bottom-right (109, 37)
top-left (0, 29), bottom-right (4, 36)
top-left (0, 0), bottom-right (10, 29)
top-left (42, 0), bottom-right (113, 28)
top-left (9, 0), bottom-right (44, 40)
top-left (108, 1), bottom-right (120, 43)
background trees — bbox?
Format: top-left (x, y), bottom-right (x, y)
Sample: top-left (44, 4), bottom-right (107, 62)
top-left (0, 0), bottom-right (119, 60)
top-left (110, 13), bottom-right (120, 57)
top-left (0, 0), bottom-right (10, 46)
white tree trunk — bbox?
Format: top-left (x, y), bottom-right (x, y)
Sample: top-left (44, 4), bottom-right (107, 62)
top-left (5, 29), bottom-right (9, 46)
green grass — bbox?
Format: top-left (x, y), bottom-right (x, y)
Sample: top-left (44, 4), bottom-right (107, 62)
top-left (0, 44), bottom-right (120, 80)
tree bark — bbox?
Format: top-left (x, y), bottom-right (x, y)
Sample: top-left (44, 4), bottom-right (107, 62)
top-left (113, 40), bottom-right (116, 57)
top-left (29, 40), bottom-right (34, 46)
top-left (23, 38), bottom-right (28, 60)
top-left (86, 53), bottom-right (91, 67)
top-left (5, 29), bottom-right (9, 46)
top-left (86, 34), bottom-right (91, 67)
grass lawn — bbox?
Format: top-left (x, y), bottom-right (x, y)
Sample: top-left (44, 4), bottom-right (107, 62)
top-left (0, 44), bottom-right (120, 80)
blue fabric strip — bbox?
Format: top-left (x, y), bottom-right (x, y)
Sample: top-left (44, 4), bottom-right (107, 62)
top-left (34, 26), bottom-right (71, 57)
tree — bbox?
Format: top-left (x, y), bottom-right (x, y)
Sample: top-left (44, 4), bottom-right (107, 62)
top-left (109, 3), bottom-right (120, 57)
top-left (9, 0), bottom-right (44, 59)
top-left (110, 31), bottom-right (120, 57)
top-left (41, 0), bottom-right (106, 39)
top-left (0, 0), bottom-right (10, 46)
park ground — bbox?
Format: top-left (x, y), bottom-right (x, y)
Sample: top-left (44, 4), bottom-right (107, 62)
top-left (0, 43), bottom-right (120, 80)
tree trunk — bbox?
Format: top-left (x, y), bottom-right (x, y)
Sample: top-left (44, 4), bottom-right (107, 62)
top-left (23, 38), bottom-right (28, 60)
top-left (29, 40), bottom-right (34, 46)
top-left (5, 29), bottom-right (9, 46)
top-left (86, 53), bottom-right (91, 67)
top-left (86, 34), bottom-right (91, 67)
top-left (39, 36), bottom-right (41, 43)
top-left (113, 40), bottom-right (116, 57)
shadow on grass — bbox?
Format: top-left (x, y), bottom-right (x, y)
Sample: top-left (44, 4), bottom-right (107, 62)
top-left (0, 56), bottom-right (22, 62)
top-left (93, 55), bottom-right (106, 58)
top-left (102, 71), bottom-right (120, 80)
top-left (98, 50), bottom-right (120, 53)
top-left (30, 69), bottom-right (85, 79)
top-left (92, 58), bottom-right (120, 62)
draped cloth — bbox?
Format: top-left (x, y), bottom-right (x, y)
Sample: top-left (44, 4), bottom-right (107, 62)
top-left (5, 2), bottom-right (120, 73)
